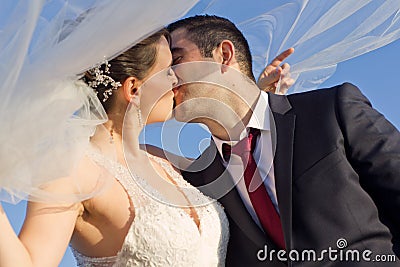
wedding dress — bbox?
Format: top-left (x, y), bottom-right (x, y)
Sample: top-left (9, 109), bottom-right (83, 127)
top-left (71, 149), bottom-right (229, 267)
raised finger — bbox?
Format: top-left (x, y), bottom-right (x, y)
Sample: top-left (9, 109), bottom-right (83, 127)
top-left (270, 47), bottom-right (294, 67)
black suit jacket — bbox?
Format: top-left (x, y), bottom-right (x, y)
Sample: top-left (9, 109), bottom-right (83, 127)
top-left (182, 83), bottom-right (400, 266)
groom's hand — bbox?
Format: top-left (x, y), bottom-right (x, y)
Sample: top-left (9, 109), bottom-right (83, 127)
top-left (257, 47), bottom-right (294, 95)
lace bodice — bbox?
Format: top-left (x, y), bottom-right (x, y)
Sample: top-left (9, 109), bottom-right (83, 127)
top-left (71, 151), bottom-right (229, 267)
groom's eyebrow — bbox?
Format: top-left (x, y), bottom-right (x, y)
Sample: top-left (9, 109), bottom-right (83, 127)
top-left (171, 47), bottom-right (184, 54)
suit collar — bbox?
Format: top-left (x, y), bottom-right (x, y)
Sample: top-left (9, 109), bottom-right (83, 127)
top-left (268, 92), bottom-right (292, 115)
top-left (199, 93), bottom-right (295, 251)
top-left (268, 92), bottom-right (295, 250)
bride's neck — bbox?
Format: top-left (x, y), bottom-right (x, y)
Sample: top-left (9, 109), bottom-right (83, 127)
top-left (91, 114), bottom-right (144, 161)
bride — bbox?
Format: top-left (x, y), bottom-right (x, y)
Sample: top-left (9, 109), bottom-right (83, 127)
top-left (0, 26), bottom-right (232, 267)
top-left (0, 4), bottom-right (288, 267)
top-left (0, 27), bottom-right (232, 267)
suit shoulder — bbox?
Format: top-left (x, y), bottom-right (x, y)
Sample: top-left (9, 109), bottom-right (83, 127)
top-left (289, 83), bottom-right (347, 97)
top-left (286, 82), bottom-right (364, 106)
top-left (284, 84), bottom-right (337, 111)
top-left (335, 82), bottom-right (371, 105)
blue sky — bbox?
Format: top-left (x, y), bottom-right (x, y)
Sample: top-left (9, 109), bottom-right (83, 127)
top-left (3, 1), bottom-right (400, 266)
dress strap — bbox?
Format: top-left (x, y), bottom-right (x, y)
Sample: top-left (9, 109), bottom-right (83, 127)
top-left (85, 149), bottom-right (145, 208)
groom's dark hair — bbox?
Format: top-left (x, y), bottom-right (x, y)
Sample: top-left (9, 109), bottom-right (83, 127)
top-left (168, 15), bottom-right (255, 82)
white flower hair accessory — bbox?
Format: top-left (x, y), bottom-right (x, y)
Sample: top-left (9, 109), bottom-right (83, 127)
top-left (86, 59), bottom-right (122, 102)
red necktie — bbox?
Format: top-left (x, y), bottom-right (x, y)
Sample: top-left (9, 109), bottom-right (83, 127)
top-left (222, 128), bottom-right (286, 249)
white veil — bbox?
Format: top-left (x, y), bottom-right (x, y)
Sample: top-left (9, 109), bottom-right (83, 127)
top-left (195, 0), bottom-right (400, 93)
top-left (2, 0), bottom-right (400, 203)
top-left (144, 0), bottom-right (400, 161)
top-left (0, 0), bottom-right (198, 203)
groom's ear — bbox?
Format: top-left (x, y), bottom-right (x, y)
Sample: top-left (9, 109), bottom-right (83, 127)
top-left (213, 40), bottom-right (238, 72)
top-left (122, 76), bottom-right (142, 103)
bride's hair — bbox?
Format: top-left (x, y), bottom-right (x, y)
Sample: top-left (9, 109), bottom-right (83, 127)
top-left (83, 28), bottom-right (170, 112)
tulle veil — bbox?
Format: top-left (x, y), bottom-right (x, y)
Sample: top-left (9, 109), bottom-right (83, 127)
top-left (143, 0), bottom-right (400, 160)
top-left (0, 0), bottom-right (198, 203)
top-left (1, 0), bottom-right (400, 203)
top-left (196, 0), bottom-right (400, 93)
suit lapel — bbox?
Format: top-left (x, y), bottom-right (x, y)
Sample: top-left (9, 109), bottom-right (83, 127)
top-left (200, 142), bottom-right (268, 247)
top-left (196, 93), bottom-right (295, 251)
top-left (268, 93), bottom-right (295, 251)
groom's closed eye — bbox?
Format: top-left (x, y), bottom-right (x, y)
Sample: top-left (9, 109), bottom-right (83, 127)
top-left (172, 56), bottom-right (183, 65)
top-left (171, 47), bottom-right (184, 65)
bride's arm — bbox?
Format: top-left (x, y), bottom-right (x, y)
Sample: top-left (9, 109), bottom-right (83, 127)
top-left (0, 203), bottom-right (33, 266)
top-left (0, 184), bottom-right (81, 267)
top-left (0, 155), bottom-right (101, 267)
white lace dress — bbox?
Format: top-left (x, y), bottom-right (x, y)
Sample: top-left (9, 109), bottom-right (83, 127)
top-left (71, 151), bottom-right (229, 267)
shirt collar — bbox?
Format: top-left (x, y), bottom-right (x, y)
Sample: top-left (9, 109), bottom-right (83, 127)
top-left (213, 91), bottom-right (271, 160)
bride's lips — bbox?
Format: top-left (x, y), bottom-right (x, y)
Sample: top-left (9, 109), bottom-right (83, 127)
top-left (172, 86), bottom-right (179, 97)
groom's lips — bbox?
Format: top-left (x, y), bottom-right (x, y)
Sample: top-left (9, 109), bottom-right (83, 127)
top-left (172, 86), bottom-right (181, 102)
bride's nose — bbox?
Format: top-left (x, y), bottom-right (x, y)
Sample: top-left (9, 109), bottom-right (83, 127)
top-left (168, 67), bottom-right (178, 87)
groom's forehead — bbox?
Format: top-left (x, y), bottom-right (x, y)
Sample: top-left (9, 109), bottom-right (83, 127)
top-left (170, 28), bottom-right (201, 49)
top-left (170, 44), bottom-right (199, 56)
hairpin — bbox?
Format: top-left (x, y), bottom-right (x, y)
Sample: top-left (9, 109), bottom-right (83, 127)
top-left (87, 59), bottom-right (122, 102)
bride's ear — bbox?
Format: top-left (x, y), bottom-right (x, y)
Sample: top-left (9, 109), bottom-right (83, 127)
top-left (121, 76), bottom-right (142, 104)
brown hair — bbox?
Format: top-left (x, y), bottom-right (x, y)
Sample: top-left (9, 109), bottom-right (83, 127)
top-left (83, 28), bottom-right (170, 112)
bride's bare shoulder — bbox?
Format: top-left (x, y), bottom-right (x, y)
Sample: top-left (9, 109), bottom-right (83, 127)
top-left (35, 154), bottom-right (111, 202)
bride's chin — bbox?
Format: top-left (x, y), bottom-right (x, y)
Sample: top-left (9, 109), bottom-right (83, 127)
top-left (145, 113), bottom-right (173, 125)
top-left (162, 112), bottom-right (174, 122)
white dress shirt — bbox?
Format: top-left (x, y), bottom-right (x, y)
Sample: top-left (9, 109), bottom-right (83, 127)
top-left (213, 91), bottom-right (279, 229)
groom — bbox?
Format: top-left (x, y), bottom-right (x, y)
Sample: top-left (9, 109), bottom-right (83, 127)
top-left (168, 15), bottom-right (400, 266)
